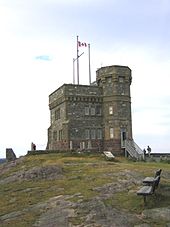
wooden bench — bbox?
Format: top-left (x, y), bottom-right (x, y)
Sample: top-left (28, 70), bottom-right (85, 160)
top-left (142, 169), bottom-right (162, 186)
top-left (137, 175), bottom-right (160, 204)
top-left (103, 151), bottom-right (115, 160)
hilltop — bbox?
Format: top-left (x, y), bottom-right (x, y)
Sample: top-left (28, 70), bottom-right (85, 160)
top-left (0, 152), bottom-right (170, 227)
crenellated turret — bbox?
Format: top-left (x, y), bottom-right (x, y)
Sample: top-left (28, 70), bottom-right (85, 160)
top-left (96, 65), bottom-right (132, 153)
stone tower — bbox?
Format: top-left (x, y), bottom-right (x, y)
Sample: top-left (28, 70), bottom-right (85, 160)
top-left (96, 65), bottom-right (132, 154)
top-left (47, 65), bottom-right (133, 156)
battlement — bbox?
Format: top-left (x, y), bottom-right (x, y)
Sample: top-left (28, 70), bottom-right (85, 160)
top-left (96, 65), bottom-right (132, 86)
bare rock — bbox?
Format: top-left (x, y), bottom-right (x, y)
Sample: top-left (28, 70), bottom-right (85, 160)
top-left (0, 165), bottom-right (63, 184)
top-left (142, 207), bottom-right (170, 221)
top-left (33, 195), bottom-right (76, 227)
top-left (23, 165), bottom-right (63, 180)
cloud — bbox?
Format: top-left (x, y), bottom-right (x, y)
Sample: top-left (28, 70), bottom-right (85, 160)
top-left (35, 55), bottom-right (52, 61)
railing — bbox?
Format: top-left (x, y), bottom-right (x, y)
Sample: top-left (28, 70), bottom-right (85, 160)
top-left (125, 139), bottom-right (144, 160)
top-left (133, 141), bottom-right (144, 160)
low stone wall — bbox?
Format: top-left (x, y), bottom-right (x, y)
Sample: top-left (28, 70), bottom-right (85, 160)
top-left (27, 150), bottom-right (64, 155)
top-left (27, 149), bottom-right (103, 156)
top-left (145, 153), bottom-right (170, 162)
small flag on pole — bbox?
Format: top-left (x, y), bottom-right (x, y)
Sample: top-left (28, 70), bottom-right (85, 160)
top-left (76, 36), bottom-right (88, 85)
top-left (78, 41), bottom-right (87, 47)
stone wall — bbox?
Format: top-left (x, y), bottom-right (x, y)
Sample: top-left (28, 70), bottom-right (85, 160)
top-left (48, 84), bottom-right (103, 151)
top-left (6, 148), bottom-right (16, 162)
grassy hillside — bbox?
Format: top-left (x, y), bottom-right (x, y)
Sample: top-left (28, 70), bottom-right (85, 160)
top-left (0, 153), bottom-right (170, 226)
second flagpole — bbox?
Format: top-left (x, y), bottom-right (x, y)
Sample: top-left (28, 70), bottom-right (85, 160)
top-left (88, 43), bottom-right (91, 85)
top-left (77, 35), bottom-right (79, 85)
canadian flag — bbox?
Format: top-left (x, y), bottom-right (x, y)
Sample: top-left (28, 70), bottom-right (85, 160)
top-left (78, 41), bottom-right (87, 47)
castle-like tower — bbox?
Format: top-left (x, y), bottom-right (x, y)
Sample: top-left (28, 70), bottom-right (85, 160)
top-left (47, 65), bottom-right (133, 155)
top-left (96, 65), bottom-right (132, 153)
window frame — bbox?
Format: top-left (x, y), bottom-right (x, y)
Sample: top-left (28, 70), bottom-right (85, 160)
top-left (91, 129), bottom-right (96, 139)
top-left (109, 106), bottom-right (113, 115)
top-left (85, 129), bottom-right (90, 139)
top-left (53, 131), bottom-right (57, 140)
top-left (90, 107), bottom-right (95, 116)
top-left (59, 129), bottom-right (63, 141)
top-left (97, 129), bottom-right (102, 139)
top-left (85, 106), bottom-right (90, 115)
top-left (96, 105), bottom-right (101, 115)
top-left (110, 127), bottom-right (114, 139)
top-left (55, 108), bottom-right (60, 120)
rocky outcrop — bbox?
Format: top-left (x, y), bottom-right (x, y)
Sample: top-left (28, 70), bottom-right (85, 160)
top-left (142, 207), bottom-right (170, 221)
top-left (0, 157), bottom-right (170, 226)
top-left (0, 194), bottom-right (141, 227)
top-left (0, 164), bottom-right (63, 184)
top-left (6, 148), bottom-right (16, 162)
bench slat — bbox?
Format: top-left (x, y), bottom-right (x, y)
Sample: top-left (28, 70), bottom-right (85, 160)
top-left (143, 177), bottom-right (154, 182)
top-left (143, 177), bottom-right (155, 185)
top-left (137, 186), bottom-right (153, 195)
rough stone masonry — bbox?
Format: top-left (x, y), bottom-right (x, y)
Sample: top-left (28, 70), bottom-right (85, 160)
top-left (47, 65), bottom-right (132, 155)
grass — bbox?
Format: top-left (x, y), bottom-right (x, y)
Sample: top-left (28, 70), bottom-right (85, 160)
top-left (0, 152), bottom-right (170, 226)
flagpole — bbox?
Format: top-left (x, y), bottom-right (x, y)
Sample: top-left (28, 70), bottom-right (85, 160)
top-left (88, 43), bottom-right (91, 85)
top-left (77, 35), bottom-right (79, 85)
top-left (73, 58), bottom-right (76, 84)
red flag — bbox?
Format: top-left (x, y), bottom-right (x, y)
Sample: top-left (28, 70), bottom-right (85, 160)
top-left (78, 41), bottom-right (87, 47)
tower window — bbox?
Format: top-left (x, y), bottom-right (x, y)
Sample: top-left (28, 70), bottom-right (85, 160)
top-left (109, 106), bottom-right (113, 115)
top-left (85, 107), bottom-right (90, 115)
top-left (119, 77), bottom-right (124, 83)
top-left (85, 129), bottom-right (90, 139)
top-left (110, 128), bottom-right (114, 139)
top-left (53, 131), bottom-right (57, 140)
top-left (96, 106), bottom-right (101, 115)
top-left (97, 129), bottom-right (102, 139)
top-left (91, 107), bottom-right (95, 115)
top-left (91, 129), bottom-right (96, 139)
top-left (55, 108), bottom-right (60, 120)
top-left (107, 76), bottom-right (112, 83)
top-left (59, 129), bottom-right (63, 140)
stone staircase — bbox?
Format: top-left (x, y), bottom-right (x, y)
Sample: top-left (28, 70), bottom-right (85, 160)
top-left (125, 139), bottom-right (144, 161)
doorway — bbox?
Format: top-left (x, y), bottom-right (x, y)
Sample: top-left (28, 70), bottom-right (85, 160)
top-left (121, 128), bottom-right (126, 148)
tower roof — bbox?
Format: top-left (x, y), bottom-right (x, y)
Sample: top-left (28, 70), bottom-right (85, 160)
top-left (96, 65), bottom-right (131, 73)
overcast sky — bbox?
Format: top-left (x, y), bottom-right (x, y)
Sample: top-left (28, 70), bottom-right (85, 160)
top-left (0, 0), bottom-right (170, 158)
